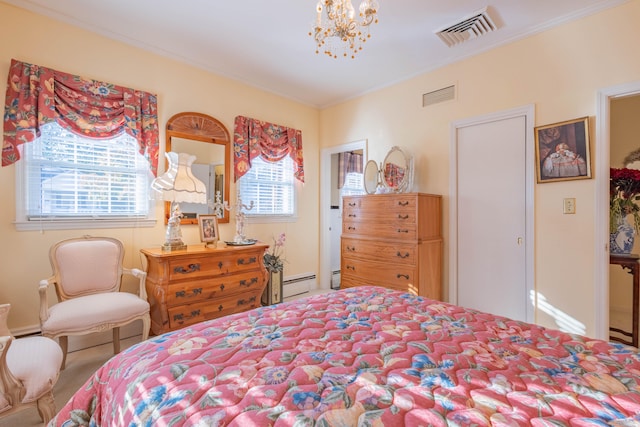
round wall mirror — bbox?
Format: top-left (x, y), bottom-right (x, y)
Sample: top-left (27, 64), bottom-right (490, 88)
top-left (363, 160), bottom-right (380, 194)
top-left (382, 146), bottom-right (411, 192)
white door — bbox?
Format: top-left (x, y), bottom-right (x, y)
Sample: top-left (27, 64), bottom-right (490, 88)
top-left (453, 106), bottom-right (534, 322)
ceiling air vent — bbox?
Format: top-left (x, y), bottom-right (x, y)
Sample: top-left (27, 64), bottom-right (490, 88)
top-left (423, 85), bottom-right (455, 107)
top-left (436, 7), bottom-right (498, 48)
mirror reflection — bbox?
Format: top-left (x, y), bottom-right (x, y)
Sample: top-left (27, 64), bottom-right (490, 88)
top-left (165, 112), bottom-right (231, 224)
top-left (363, 160), bottom-right (380, 194)
top-left (171, 137), bottom-right (226, 219)
top-left (383, 146), bottom-right (412, 192)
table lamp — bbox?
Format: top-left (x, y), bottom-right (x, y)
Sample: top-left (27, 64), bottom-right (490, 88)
top-left (151, 152), bottom-right (207, 251)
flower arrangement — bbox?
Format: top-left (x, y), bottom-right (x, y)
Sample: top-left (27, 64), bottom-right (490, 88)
top-left (264, 232), bottom-right (286, 271)
top-left (610, 167), bottom-right (640, 234)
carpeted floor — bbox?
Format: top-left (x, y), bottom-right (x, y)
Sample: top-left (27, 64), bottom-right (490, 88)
top-left (0, 335), bottom-right (142, 427)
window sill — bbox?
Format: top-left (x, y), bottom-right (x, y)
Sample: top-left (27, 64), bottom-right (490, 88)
top-left (245, 215), bottom-right (298, 224)
top-left (14, 218), bottom-right (157, 231)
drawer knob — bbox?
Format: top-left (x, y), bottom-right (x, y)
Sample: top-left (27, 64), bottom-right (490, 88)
top-left (397, 274), bottom-right (410, 280)
top-left (348, 214), bottom-right (356, 218)
top-left (173, 309), bottom-right (200, 321)
top-left (237, 296), bottom-right (257, 306)
top-left (348, 226), bottom-right (356, 231)
top-left (397, 252), bottom-right (410, 259)
top-left (397, 229), bottom-right (409, 233)
top-left (238, 257), bottom-right (257, 265)
top-left (175, 288), bottom-right (202, 298)
top-left (346, 246), bottom-right (356, 252)
top-left (346, 265), bottom-right (355, 271)
top-left (218, 305), bottom-right (223, 311)
top-left (240, 277), bottom-right (258, 287)
top-left (398, 214), bottom-right (409, 219)
top-left (174, 263), bottom-right (200, 274)
top-left (398, 201), bottom-right (409, 206)
top-left (348, 202), bottom-right (356, 207)
top-left (218, 261), bottom-right (224, 269)
top-left (219, 284), bottom-right (225, 291)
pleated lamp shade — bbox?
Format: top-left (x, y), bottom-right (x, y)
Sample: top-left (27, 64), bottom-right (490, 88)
top-left (151, 152), bottom-right (207, 203)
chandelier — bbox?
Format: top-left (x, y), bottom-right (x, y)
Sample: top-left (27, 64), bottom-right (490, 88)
top-left (310, 0), bottom-right (379, 59)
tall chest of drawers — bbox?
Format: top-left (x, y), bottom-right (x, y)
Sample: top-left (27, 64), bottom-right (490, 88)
top-left (341, 193), bottom-right (442, 299)
top-left (141, 243), bottom-right (268, 335)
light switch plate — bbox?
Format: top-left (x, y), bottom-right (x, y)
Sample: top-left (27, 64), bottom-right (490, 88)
top-left (563, 198), bottom-right (576, 214)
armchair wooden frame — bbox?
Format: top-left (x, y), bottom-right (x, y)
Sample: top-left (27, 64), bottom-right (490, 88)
top-left (39, 236), bottom-right (151, 368)
top-left (0, 304), bottom-right (62, 424)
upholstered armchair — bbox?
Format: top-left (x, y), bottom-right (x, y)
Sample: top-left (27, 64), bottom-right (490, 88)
top-left (0, 304), bottom-right (63, 424)
top-left (39, 236), bottom-right (151, 369)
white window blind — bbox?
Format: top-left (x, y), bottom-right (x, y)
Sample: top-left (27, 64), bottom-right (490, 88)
top-left (238, 156), bottom-right (295, 217)
top-left (22, 122), bottom-right (150, 220)
top-left (341, 172), bottom-right (365, 197)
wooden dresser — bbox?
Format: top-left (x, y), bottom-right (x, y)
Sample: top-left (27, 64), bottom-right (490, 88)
top-left (141, 243), bottom-right (268, 335)
top-left (341, 193), bottom-right (442, 299)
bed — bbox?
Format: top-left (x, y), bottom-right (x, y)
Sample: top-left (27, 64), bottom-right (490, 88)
top-left (50, 286), bottom-right (640, 426)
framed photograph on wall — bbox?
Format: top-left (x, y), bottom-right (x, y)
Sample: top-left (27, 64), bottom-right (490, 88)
top-left (198, 214), bottom-right (219, 246)
top-left (535, 116), bottom-right (591, 183)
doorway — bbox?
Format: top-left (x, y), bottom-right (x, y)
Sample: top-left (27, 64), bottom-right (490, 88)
top-left (595, 81), bottom-right (640, 341)
top-left (319, 140), bottom-right (367, 290)
top-left (450, 105), bottom-right (535, 322)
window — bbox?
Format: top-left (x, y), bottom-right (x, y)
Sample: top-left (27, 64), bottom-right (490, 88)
top-left (340, 172), bottom-right (364, 197)
top-left (16, 122), bottom-right (153, 230)
top-left (238, 156), bottom-right (296, 219)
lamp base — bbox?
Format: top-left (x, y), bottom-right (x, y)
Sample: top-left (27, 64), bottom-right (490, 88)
top-left (161, 242), bottom-right (187, 252)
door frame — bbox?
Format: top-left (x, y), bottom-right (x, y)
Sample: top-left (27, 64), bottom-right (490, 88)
top-left (595, 81), bottom-right (640, 341)
top-left (319, 140), bottom-right (368, 289)
top-left (449, 104), bottom-right (536, 323)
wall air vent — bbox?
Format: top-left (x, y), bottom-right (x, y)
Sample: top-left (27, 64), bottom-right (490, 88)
top-left (423, 85), bottom-right (455, 107)
top-left (436, 7), bottom-right (498, 48)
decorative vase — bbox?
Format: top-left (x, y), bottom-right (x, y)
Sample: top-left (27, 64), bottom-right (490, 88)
top-left (610, 219), bottom-right (636, 255)
top-left (262, 266), bottom-right (283, 305)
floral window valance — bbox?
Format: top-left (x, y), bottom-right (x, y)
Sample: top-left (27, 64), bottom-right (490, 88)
top-left (3, 59), bottom-right (160, 175)
top-left (233, 115), bottom-right (304, 183)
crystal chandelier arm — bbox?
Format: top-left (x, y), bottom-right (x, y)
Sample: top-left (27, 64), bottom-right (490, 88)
top-left (310, 0), bottom-right (379, 59)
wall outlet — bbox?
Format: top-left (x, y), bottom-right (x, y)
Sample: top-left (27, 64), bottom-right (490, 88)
top-left (563, 198), bottom-right (576, 214)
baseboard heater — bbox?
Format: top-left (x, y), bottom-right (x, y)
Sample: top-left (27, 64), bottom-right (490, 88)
top-left (283, 273), bottom-right (316, 299)
top-left (331, 269), bottom-right (341, 290)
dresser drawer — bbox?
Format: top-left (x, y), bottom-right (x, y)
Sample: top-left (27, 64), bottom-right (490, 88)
top-left (166, 270), bottom-right (265, 307)
top-left (341, 275), bottom-right (420, 295)
top-left (341, 257), bottom-right (417, 289)
top-left (342, 237), bottom-right (416, 264)
top-left (343, 194), bottom-right (418, 212)
top-left (343, 219), bottom-right (417, 240)
top-left (168, 290), bottom-right (262, 330)
top-left (168, 251), bottom-right (261, 281)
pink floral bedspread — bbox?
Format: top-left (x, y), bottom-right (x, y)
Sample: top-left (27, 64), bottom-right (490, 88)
top-left (50, 286), bottom-right (640, 426)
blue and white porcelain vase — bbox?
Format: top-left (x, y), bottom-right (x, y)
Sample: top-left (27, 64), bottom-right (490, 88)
top-left (610, 219), bottom-right (635, 255)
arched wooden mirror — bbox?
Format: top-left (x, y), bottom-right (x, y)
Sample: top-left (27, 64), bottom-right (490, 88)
top-left (165, 112), bottom-right (230, 224)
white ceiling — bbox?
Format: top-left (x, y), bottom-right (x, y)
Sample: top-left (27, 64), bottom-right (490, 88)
top-left (3, 0), bottom-right (629, 108)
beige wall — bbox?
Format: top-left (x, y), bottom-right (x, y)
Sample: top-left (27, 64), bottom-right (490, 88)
top-left (0, 3), bottom-right (320, 331)
top-left (320, 1), bottom-right (640, 336)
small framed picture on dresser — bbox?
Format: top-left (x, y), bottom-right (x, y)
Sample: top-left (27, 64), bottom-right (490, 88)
top-left (198, 214), bottom-right (219, 246)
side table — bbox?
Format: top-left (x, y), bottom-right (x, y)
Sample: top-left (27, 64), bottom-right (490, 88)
top-left (609, 253), bottom-right (639, 347)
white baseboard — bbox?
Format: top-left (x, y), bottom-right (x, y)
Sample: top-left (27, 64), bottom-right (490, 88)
top-left (14, 320), bottom-right (145, 353)
top-left (283, 272), bottom-right (316, 299)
